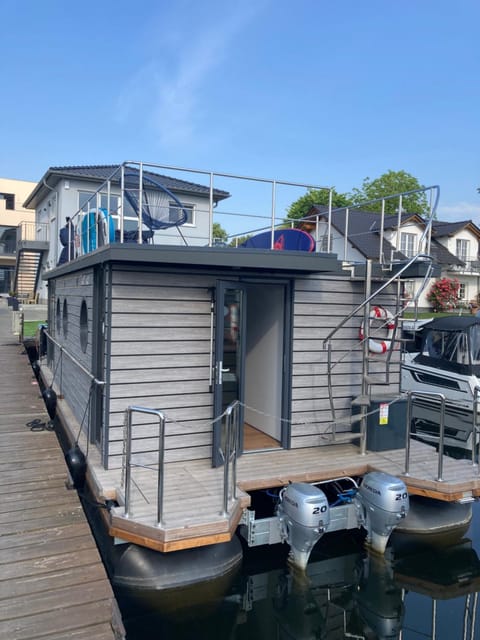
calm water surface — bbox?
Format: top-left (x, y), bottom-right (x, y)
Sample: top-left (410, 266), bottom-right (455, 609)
top-left (114, 500), bottom-right (480, 639)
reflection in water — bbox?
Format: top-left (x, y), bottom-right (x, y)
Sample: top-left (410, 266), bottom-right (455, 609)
top-left (117, 514), bottom-right (480, 639)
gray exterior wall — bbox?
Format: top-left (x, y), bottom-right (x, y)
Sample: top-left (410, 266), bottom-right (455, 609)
top-left (291, 274), bottom-right (399, 448)
top-left (107, 268), bottom-right (215, 468)
top-left (48, 267), bottom-right (96, 433)
top-left (46, 263), bottom-right (400, 471)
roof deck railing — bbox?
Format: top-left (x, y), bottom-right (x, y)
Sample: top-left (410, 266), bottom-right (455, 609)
top-left (59, 161), bottom-right (334, 261)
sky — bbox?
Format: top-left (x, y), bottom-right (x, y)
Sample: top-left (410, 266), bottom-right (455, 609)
top-left (1, 0), bottom-right (478, 222)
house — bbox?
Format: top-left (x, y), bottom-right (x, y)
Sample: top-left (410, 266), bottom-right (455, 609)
top-left (0, 177), bottom-right (36, 294)
top-left (21, 164), bottom-right (230, 302)
top-left (307, 205), bottom-right (480, 310)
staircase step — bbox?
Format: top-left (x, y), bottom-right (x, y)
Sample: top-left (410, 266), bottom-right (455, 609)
top-left (351, 395), bottom-right (370, 406)
top-left (324, 431), bottom-right (361, 444)
top-left (363, 376), bottom-right (391, 385)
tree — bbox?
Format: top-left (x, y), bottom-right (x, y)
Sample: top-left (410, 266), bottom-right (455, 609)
top-left (212, 222), bottom-right (228, 243)
top-left (350, 170), bottom-right (429, 215)
top-left (286, 188), bottom-right (352, 223)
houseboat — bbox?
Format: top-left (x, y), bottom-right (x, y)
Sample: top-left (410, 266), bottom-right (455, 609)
top-left (17, 162), bottom-right (480, 590)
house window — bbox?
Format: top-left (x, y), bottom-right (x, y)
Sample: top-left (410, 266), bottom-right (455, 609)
top-left (456, 239), bottom-right (469, 262)
top-left (0, 192), bottom-right (15, 210)
top-left (78, 191), bottom-right (120, 214)
top-left (400, 232), bottom-right (416, 258)
top-left (169, 201), bottom-right (194, 225)
top-left (459, 283), bottom-right (466, 301)
top-left (56, 298), bottom-right (61, 334)
top-left (62, 299), bottom-right (69, 337)
top-left (80, 299), bottom-right (88, 352)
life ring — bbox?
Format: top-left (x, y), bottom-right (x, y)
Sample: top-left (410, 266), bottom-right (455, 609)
top-left (359, 306), bottom-right (395, 354)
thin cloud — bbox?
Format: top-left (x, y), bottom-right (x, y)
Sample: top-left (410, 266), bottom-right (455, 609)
top-left (115, 3), bottom-right (267, 148)
top-left (437, 201), bottom-right (480, 222)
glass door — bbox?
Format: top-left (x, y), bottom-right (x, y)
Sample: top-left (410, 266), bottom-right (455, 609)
top-left (212, 281), bottom-right (246, 467)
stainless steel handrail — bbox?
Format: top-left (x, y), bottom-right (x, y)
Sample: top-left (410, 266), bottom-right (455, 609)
top-left (123, 405), bottom-right (166, 527)
top-left (222, 400), bottom-right (239, 516)
top-left (405, 390), bottom-right (446, 481)
top-left (43, 329), bottom-right (105, 388)
top-left (473, 386), bottom-right (480, 467)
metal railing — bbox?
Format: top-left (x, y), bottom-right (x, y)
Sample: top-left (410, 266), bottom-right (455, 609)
top-left (52, 161), bottom-right (333, 262)
top-left (41, 329), bottom-right (105, 391)
top-left (405, 390), bottom-right (446, 481)
top-left (16, 220), bottom-right (49, 244)
top-left (123, 406), bottom-right (166, 527)
top-left (221, 400), bottom-right (240, 516)
top-left (121, 399), bottom-right (240, 526)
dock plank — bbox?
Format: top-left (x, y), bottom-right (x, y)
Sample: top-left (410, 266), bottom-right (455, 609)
top-left (0, 301), bottom-right (123, 640)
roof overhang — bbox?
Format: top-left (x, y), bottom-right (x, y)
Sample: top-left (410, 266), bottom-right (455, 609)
top-left (43, 244), bottom-right (345, 280)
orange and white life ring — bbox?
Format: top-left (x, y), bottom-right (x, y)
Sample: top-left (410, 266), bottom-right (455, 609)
top-left (359, 306), bottom-right (396, 354)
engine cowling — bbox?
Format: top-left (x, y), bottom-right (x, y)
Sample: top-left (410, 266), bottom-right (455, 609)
top-left (355, 471), bottom-right (409, 553)
top-left (277, 482), bottom-right (330, 570)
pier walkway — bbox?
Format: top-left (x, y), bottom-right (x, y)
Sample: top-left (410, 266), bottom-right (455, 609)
top-left (0, 300), bottom-right (124, 639)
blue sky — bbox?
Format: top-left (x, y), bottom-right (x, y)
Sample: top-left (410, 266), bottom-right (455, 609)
top-left (1, 0), bottom-right (478, 221)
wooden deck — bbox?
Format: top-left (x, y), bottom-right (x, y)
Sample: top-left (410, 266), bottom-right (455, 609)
top-left (0, 302), bottom-right (124, 640)
top-left (59, 400), bottom-right (480, 554)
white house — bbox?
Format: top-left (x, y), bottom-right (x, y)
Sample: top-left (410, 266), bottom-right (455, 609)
top-left (308, 206), bottom-right (480, 310)
top-left (20, 164), bottom-right (230, 302)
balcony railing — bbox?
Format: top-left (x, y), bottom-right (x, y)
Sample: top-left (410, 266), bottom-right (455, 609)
top-left (449, 258), bottom-right (480, 274)
top-left (16, 221), bottom-right (50, 245)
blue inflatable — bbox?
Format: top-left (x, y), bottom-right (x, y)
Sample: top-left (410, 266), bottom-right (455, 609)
top-left (240, 228), bottom-right (315, 252)
top-left (81, 208), bottom-right (115, 253)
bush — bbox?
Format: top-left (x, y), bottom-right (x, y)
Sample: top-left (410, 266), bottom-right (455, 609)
top-left (426, 277), bottom-right (460, 312)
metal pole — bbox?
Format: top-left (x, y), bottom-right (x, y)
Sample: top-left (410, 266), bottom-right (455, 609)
top-left (360, 260), bottom-right (372, 455)
top-left (157, 412), bottom-right (165, 527)
top-left (222, 407), bottom-right (231, 516)
top-left (137, 163), bottom-right (143, 244)
top-left (473, 386), bottom-right (479, 467)
top-left (437, 394), bottom-right (446, 481)
top-left (270, 180), bottom-right (277, 250)
top-left (343, 208), bottom-right (349, 262)
top-left (405, 391), bottom-right (412, 476)
top-left (124, 407), bottom-right (133, 518)
top-left (208, 172), bottom-right (214, 247)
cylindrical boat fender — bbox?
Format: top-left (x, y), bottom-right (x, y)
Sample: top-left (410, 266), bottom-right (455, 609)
top-left (42, 387), bottom-right (57, 419)
top-left (65, 444), bottom-right (87, 489)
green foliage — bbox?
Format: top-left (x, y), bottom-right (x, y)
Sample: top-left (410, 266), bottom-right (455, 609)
top-left (229, 234), bottom-right (252, 247)
top-left (285, 170), bottom-right (430, 224)
top-left (286, 188), bottom-right (352, 223)
top-left (212, 222), bottom-right (228, 242)
top-left (350, 170), bottom-right (429, 215)
top-left (426, 277), bottom-right (461, 312)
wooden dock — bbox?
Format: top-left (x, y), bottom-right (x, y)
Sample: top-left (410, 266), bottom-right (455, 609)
top-left (0, 301), bottom-right (124, 640)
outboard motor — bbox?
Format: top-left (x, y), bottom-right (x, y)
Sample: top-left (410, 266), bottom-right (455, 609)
top-left (277, 482), bottom-right (330, 570)
top-left (355, 471), bottom-right (409, 554)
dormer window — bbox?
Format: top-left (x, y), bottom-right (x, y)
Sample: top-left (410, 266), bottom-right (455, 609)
top-left (400, 232), bottom-right (416, 258)
top-left (456, 239), bottom-right (469, 262)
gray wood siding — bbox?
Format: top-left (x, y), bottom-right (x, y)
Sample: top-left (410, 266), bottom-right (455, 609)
top-left (291, 274), bottom-right (400, 449)
top-left (107, 269), bottom-right (216, 468)
top-left (48, 263), bottom-right (403, 470)
top-left (48, 269), bottom-right (96, 433)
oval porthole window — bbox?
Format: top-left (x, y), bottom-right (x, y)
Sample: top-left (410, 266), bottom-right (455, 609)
top-left (62, 299), bottom-right (69, 337)
top-left (56, 298), bottom-right (61, 334)
top-left (80, 300), bottom-right (88, 353)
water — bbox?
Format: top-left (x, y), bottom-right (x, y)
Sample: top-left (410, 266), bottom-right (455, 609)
top-left (114, 503), bottom-right (480, 639)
